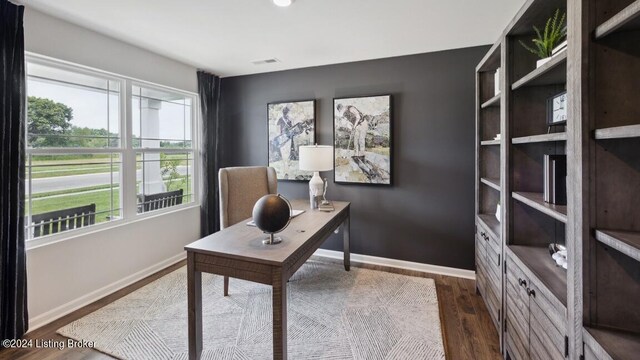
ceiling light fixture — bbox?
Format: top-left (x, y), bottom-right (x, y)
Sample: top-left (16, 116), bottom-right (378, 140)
top-left (273, 0), bottom-right (293, 7)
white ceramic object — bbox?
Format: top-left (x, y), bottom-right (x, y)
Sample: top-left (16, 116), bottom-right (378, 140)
top-left (495, 203), bottom-right (501, 222)
top-left (536, 57), bottom-right (552, 68)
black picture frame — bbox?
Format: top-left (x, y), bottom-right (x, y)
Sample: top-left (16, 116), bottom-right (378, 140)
top-left (267, 99), bottom-right (316, 182)
top-left (546, 90), bottom-right (568, 126)
top-left (333, 94), bottom-right (394, 186)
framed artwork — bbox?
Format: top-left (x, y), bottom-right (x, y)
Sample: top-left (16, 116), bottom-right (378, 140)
top-left (268, 100), bottom-right (316, 181)
top-left (547, 91), bottom-right (567, 125)
top-left (333, 94), bottom-right (392, 185)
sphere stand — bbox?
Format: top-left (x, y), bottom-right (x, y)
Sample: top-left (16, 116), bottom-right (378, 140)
top-left (263, 233), bottom-right (283, 245)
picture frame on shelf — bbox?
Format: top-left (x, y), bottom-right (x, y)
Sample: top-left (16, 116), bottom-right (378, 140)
top-left (333, 94), bottom-right (392, 185)
top-left (267, 100), bottom-right (316, 181)
top-left (546, 91), bottom-right (568, 126)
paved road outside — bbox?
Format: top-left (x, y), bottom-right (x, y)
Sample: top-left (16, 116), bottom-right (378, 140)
top-left (28, 166), bottom-right (189, 195)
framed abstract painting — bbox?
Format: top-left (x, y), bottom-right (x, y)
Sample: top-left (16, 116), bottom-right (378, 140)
top-left (333, 94), bottom-right (392, 185)
top-left (268, 100), bottom-right (316, 181)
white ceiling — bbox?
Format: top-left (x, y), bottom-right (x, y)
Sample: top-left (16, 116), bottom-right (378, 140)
top-left (19, 0), bottom-right (525, 77)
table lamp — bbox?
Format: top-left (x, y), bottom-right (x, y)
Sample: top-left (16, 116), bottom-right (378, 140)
top-left (299, 145), bottom-right (333, 209)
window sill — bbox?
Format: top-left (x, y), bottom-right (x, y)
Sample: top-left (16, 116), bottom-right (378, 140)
top-left (26, 203), bottom-right (201, 251)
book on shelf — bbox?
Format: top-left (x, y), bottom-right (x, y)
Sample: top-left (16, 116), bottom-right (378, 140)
top-left (544, 154), bottom-right (567, 205)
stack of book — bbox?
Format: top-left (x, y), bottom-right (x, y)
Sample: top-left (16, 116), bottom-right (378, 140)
top-left (318, 201), bottom-right (334, 212)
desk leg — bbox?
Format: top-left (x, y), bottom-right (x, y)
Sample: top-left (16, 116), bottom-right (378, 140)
top-left (272, 268), bottom-right (287, 360)
top-left (187, 252), bottom-right (202, 360)
top-left (343, 215), bottom-right (350, 271)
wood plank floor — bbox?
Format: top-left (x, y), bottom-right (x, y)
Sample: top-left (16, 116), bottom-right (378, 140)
top-left (1, 258), bottom-right (501, 360)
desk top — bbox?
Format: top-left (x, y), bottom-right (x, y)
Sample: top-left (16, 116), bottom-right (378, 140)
top-left (185, 199), bottom-right (349, 266)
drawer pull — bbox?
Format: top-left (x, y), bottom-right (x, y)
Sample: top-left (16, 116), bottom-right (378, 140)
top-left (518, 278), bottom-right (527, 287)
top-left (526, 288), bottom-right (536, 298)
top-left (496, 254), bottom-right (501, 267)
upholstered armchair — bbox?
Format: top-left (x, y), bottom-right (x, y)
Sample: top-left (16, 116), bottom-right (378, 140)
top-left (218, 166), bottom-right (278, 295)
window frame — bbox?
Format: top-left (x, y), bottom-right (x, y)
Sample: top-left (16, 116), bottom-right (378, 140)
top-left (25, 53), bottom-right (201, 249)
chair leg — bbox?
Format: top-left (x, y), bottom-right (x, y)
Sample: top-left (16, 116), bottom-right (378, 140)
top-left (224, 276), bottom-right (229, 296)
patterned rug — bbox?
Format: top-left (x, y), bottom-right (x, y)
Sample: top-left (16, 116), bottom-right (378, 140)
top-left (58, 260), bottom-right (445, 359)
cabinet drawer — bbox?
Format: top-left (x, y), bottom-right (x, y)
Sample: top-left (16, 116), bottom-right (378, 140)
top-left (530, 299), bottom-right (565, 359)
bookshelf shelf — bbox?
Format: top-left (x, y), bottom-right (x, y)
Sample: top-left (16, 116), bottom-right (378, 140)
top-left (508, 245), bottom-right (567, 307)
top-left (480, 177), bottom-right (500, 191)
top-left (594, 0), bottom-right (640, 39)
top-left (594, 230), bottom-right (640, 263)
top-left (594, 124), bottom-right (640, 140)
top-left (481, 94), bottom-right (501, 109)
top-left (512, 132), bottom-right (567, 144)
top-left (512, 191), bottom-right (567, 223)
top-left (583, 326), bottom-right (640, 360)
top-left (511, 51), bottom-right (567, 90)
top-left (481, 139), bottom-right (501, 146)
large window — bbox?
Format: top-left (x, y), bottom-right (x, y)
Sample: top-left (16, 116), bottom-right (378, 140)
top-left (25, 57), bottom-right (198, 242)
top-left (132, 86), bottom-right (194, 213)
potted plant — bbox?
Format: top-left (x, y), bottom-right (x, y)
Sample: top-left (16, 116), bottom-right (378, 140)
top-left (519, 9), bottom-right (567, 68)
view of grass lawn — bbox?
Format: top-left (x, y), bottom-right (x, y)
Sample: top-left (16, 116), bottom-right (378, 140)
top-left (28, 177), bottom-right (192, 225)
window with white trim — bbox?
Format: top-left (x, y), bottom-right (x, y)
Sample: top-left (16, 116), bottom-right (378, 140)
top-left (24, 57), bottom-right (198, 241)
top-left (131, 85), bottom-right (194, 213)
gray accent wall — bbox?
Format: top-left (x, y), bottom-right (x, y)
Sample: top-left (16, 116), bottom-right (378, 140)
top-left (220, 45), bottom-right (489, 270)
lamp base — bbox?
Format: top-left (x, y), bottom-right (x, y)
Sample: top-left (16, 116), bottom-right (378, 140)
top-left (263, 233), bottom-right (283, 245)
top-left (309, 171), bottom-right (323, 209)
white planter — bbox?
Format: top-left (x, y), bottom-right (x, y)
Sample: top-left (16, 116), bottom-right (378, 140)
top-left (536, 57), bottom-right (553, 68)
top-left (536, 45), bottom-right (568, 68)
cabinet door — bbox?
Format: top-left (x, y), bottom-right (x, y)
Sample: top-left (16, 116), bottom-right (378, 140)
top-left (506, 257), bottom-right (530, 360)
top-left (529, 283), bottom-right (566, 359)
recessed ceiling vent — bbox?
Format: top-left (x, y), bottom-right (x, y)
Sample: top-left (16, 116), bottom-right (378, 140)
top-left (251, 58), bottom-right (280, 65)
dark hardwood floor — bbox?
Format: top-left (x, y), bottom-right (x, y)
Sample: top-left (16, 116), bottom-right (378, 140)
top-left (1, 258), bottom-right (501, 360)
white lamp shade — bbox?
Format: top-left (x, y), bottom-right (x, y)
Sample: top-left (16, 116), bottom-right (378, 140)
top-left (299, 145), bottom-right (333, 172)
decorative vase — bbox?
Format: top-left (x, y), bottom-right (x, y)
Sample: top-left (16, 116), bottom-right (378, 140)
top-left (495, 203), bottom-right (501, 222)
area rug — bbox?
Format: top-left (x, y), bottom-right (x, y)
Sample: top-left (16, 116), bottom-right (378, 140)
top-left (58, 260), bottom-right (445, 359)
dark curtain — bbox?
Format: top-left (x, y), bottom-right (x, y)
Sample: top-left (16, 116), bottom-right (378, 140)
top-left (198, 71), bottom-right (221, 237)
top-left (0, 0), bottom-right (28, 341)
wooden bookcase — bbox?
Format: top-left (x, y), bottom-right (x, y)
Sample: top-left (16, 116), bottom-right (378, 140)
top-left (570, 0), bottom-right (640, 359)
top-left (475, 38), bottom-right (504, 348)
top-left (475, 0), bottom-right (640, 359)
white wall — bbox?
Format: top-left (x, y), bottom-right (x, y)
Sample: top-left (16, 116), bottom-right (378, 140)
top-left (23, 8), bottom-right (201, 330)
top-left (24, 7), bottom-right (197, 92)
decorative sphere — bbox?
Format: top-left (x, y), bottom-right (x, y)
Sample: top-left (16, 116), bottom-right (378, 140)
top-left (252, 194), bottom-right (291, 233)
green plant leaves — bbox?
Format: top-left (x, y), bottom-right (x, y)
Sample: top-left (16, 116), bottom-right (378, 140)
top-left (518, 9), bottom-right (567, 59)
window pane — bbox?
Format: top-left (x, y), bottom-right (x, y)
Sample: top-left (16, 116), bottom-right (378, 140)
top-left (25, 153), bottom-right (121, 239)
top-left (26, 62), bottom-right (121, 148)
top-left (136, 151), bottom-right (193, 213)
top-left (131, 85), bottom-right (192, 149)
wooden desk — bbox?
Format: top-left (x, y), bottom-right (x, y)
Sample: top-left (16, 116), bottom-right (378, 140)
top-left (185, 199), bottom-right (350, 360)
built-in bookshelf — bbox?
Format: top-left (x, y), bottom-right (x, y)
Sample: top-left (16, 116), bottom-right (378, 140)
top-left (477, 0), bottom-right (640, 359)
top-left (475, 36), bottom-right (504, 349)
top-left (501, 4), bottom-right (571, 360)
top-left (571, 1), bottom-right (640, 359)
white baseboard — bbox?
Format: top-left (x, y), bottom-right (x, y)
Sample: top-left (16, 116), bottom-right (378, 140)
top-left (313, 249), bottom-right (476, 280)
top-left (28, 253), bottom-right (186, 332)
